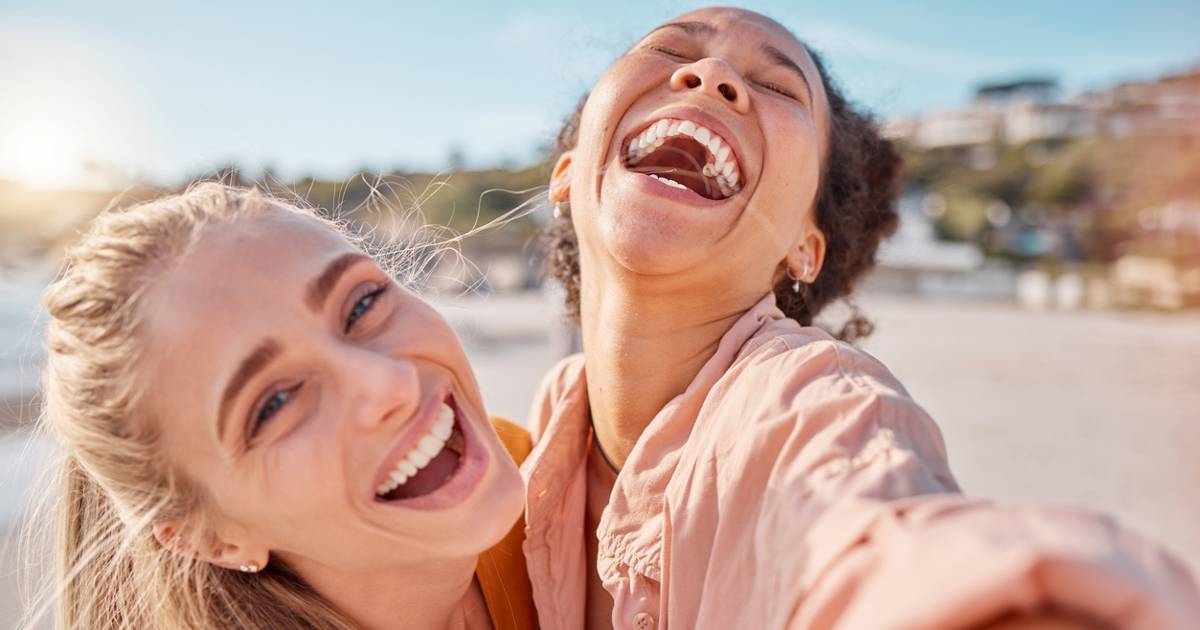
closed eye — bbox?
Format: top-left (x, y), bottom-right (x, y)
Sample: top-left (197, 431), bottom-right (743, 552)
top-left (757, 81), bottom-right (797, 100)
top-left (647, 44), bottom-right (692, 61)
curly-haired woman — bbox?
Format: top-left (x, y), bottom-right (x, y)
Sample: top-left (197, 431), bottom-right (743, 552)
top-left (524, 7), bottom-right (1199, 630)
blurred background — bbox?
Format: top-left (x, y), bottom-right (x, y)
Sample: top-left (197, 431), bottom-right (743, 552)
top-left (2, 0), bottom-right (1198, 625)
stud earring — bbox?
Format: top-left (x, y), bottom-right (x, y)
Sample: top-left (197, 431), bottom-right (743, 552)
top-left (553, 201), bottom-right (570, 219)
top-left (239, 562), bottom-right (259, 573)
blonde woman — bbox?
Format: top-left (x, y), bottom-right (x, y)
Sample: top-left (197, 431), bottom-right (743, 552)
top-left (35, 183), bottom-right (537, 629)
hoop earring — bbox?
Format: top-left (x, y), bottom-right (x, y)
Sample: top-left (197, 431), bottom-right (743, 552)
top-left (787, 260), bottom-right (812, 293)
top-left (786, 268), bottom-right (803, 294)
top-left (239, 562), bottom-right (260, 573)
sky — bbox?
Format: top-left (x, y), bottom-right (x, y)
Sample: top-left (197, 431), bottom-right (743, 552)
top-left (1, 0), bottom-right (1197, 189)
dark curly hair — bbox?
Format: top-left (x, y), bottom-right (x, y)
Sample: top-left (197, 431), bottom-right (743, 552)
top-left (543, 45), bottom-right (902, 342)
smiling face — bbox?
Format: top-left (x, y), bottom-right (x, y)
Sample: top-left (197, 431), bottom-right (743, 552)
top-left (559, 7), bottom-right (830, 291)
top-left (138, 209), bottom-right (523, 574)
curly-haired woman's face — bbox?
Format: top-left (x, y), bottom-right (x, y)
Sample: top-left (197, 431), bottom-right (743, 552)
top-left (139, 211), bottom-right (523, 576)
top-left (558, 7), bottom-right (830, 291)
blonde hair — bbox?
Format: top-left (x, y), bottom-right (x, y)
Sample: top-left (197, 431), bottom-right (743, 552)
top-left (37, 183), bottom-right (358, 629)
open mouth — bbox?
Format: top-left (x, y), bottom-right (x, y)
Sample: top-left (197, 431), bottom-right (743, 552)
top-left (623, 118), bottom-right (742, 200)
top-left (374, 400), bottom-right (465, 502)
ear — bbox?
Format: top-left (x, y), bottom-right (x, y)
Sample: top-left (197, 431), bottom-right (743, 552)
top-left (548, 151), bottom-right (574, 204)
top-left (153, 518), bottom-right (268, 572)
top-left (784, 226), bottom-right (826, 283)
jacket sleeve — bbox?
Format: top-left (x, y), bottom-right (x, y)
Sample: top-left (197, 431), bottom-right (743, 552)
top-left (693, 338), bottom-right (1200, 629)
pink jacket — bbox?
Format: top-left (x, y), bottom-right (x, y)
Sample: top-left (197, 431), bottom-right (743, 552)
top-left (521, 294), bottom-right (1200, 630)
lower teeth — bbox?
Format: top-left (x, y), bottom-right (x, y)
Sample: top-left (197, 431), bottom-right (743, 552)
top-left (650, 174), bottom-right (688, 190)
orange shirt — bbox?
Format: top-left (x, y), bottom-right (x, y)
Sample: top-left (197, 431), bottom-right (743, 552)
top-left (475, 417), bottom-right (539, 630)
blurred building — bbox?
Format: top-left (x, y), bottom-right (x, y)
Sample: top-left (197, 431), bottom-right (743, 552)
top-left (869, 192), bottom-right (1015, 299)
top-left (1083, 70), bottom-right (1200, 139)
top-left (886, 69), bottom-right (1200, 148)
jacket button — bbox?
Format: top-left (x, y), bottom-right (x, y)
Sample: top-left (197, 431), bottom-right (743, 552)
top-left (633, 612), bottom-right (655, 629)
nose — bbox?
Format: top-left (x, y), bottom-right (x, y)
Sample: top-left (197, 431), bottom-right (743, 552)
top-left (670, 58), bottom-right (751, 114)
top-left (339, 348), bottom-right (422, 433)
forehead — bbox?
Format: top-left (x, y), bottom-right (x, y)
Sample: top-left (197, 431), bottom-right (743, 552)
top-left (670, 7), bottom-right (802, 50)
top-left (137, 211), bottom-right (356, 417)
top-left (157, 211), bottom-right (353, 317)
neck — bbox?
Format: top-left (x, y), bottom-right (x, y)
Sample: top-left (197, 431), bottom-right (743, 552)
top-left (290, 553), bottom-right (479, 630)
top-left (580, 259), bottom-right (763, 468)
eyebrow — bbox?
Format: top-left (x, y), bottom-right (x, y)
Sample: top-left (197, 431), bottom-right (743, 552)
top-left (649, 21), bottom-right (717, 37)
top-left (215, 252), bottom-right (370, 441)
top-left (217, 338), bottom-right (282, 441)
top-left (305, 252), bottom-right (370, 314)
top-left (762, 44), bottom-right (814, 102)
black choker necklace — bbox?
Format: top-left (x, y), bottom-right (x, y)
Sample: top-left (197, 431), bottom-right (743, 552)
top-left (588, 412), bottom-right (621, 475)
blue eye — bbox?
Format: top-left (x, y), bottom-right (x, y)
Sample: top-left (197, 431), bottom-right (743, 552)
top-left (253, 386), bottom-right (297, 433)
top-left (345, 286), bottom-right (386, 333)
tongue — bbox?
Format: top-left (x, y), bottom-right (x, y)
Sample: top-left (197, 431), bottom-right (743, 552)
top-left (633, 136), bottom-right (719, 200)
top-left (386, 446), bottom-right (460, 501)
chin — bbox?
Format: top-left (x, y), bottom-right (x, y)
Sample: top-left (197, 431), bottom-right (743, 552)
top-left (478, 466), bottom-right (525, 542)
top-left (442, 461), bottom-right (525, 556)
top-left (594, 197), bottom-right (727, 277)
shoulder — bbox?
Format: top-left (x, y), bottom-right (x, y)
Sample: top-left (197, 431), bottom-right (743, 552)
top-left (488, 416), bottom-right (533, 466)
top-left (734, 322), bottom-right (914, 406)
top-left (534, 353), bottom-right (586, 404)
top-left (526, 353), bottom-right (586, 442)
top-left (706, 323), bottom-right (952, 474)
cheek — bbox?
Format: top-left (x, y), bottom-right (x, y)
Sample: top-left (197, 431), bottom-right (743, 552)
top-left (762, 102), bottom-right (821, 171)
top-left (758, 104), bottom-right (823, 213)
top-left (240, 425), bottom-right (355, 553)
top-left (387, 304), bottom-right (466, 361)
top-left (263, 422), bottom-right (345, 514)
top-left (577, 57), bottom-right (674, 167)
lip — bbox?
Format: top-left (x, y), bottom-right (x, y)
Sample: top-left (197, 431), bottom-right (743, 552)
top-left (371, 386), bottom-right (451, 492)
top-left (368, 389), bottom-right (491, 511)
top-left (619, 103), bottom-right (750, 193)
top-left (624, 169), bottom-right (730, 207)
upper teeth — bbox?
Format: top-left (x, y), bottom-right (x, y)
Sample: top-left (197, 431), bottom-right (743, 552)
top-left (625, 117), bottom-right (742, 196)
top-left (375, 403), bottom-right (455, 497)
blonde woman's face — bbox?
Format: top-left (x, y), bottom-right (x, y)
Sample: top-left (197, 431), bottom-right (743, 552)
top-left (140, 210), bottom-right (523, 572)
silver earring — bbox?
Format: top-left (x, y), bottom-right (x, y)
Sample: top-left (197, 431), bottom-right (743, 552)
top-left (553, 202), bottom-right (568, 219)
top-left (787, 261), bottom-right (812, 293)
top-left (787, 268), bottom-right (802, 293)
top-left (239, 562), bottom-right (259, 573)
